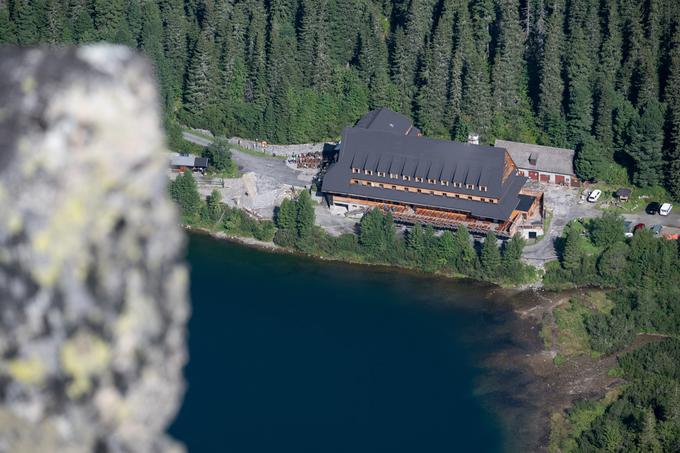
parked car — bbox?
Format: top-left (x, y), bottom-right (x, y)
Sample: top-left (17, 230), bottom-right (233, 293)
top-left (587, 189), bottom-right (602, 202)
top-left (651, 224), bottom-right (663, 235)
top-left (634, 223), bottom-right (646, 232)
top-left (624, 221), bottom-right (634, 238)
top-left (645, 202), bottom-right (661, 215)
top-left (660, 203), bottom-right (673, 216)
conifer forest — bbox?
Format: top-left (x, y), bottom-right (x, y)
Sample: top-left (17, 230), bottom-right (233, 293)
top-left (2, 0), bottom-right (680, 197)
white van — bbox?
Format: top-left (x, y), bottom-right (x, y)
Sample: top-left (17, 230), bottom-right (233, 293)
top-left (660, 203), bottom-right (673, 216)
top-left (587, 189), bottom-right (602, 203)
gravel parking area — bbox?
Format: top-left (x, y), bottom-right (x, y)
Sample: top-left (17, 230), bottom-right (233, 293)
top-left (522, 182), bottom-right (599, 267)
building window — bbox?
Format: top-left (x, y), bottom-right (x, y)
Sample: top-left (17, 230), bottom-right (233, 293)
top-left (453, 182), bottom-right (460, 188)
top-left (379, 183), bottom-right (384, 188)
top-left (403, 175), bottom-right (410, 181)
top-left (352, 168), bottom-right (360, 174)
top-left (377, 171), bottom-right (386, 177)
top-left (417, 189), bottom-right (422, 193)
top-left (365, 169), bottom-right (373, 175)
top-left (465, 184), bottom-right (473, 189)
top-left (390, 173), bottom-right (397, 179)
top-left (467, 196), bottom-right (473, 200)
top-left (427, 178), bottom-right (435, 184)
top-left (415, 177), bottom-right (423, 182)
top-left (350, 179), bottom-right (359, 184)
top-left (480, 186), bottom-right (488, 192)
top-left (441, 180), bottom-right (449, 186)
top-left (391, 185), bottom-right (397, 189)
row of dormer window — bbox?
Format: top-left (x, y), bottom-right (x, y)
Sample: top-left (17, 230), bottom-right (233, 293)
top-left (351, 167), bottom-right (488, 192)
top-left (349, 179), bottom-right (498, 203)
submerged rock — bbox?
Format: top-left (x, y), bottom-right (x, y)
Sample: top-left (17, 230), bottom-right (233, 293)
top-left (0, 46), bottom-right (189, 452)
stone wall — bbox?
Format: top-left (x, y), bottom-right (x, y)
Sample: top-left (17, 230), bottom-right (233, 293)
top-left (227, 137), bottom-right (325, 157)
top-left (0, 46), bottom-right (189, 453)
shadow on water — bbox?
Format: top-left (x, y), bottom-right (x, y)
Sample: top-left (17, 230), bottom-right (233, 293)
top-left (169, 234), bottom-right (546, 453)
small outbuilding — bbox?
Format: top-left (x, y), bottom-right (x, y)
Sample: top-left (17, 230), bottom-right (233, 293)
top-left (616, 188), bottom-right (632, 201)
top-left (495, 139), bottom-right (577, 186)
top-left (169, 153), bottom-right (209, 173)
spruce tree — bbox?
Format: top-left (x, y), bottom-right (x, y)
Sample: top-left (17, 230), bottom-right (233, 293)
top-left (538, 0), bottom-right (566, 146)
top-left (275, 198), bottom-right (297, 232)
top-left (628, 99), bottom-right (665, 187)
top-left (561, 226), bottom-right (584, 273)
top-left (183, 31), bottom-right (215, 122)
top-left (437, 230), bottom-right (456, 266)
top-left (295, 190), bottom-right (315, 241)
top-left (139, 1), bottom-right (168, 98)
top-left (415, 2), bottom-right (454, 137)
top-left (491, 0), bottom-right (527, 125)
top-left (502, 233), bottom-right (526, 281)
top-left (459, 4), bottom-right (493, 138)
top-left (13, 0), bottom-right (38, 45)
top-left (592, 0), bottom-right (621, 148)
top-left (665, 23), bottom-right (680, 199)
top-left (0, 1), bottom-right (16, 43)
top-left (92, 0), bottom-right (125, 42)
top-left (564, 0), bottom-right (594, 146)
top-left (359, 209), bottom-right (387, 253)
top-left (406, 223), bottom-right (426, 258)
top-left (390, 0), bottom-right (436, 115)
top-left (480, 232), bottom-right (501, 278)
top-left (69, 0), bottom-right (96, 43)
top-left (160, 0), bottom-right (188, 103)
top-left (575, 136), bottom-right (608, 181)
top-left (43, 0), bottom-right (68, 44)
top-left (452, 225), bottom-right (477, 273)
top-left (169, 169), bottom-right (202, 221)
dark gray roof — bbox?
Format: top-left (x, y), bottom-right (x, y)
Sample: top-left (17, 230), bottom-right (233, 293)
top-left (194, 157), bottom-right (209, 168)
top-left (355, 108), bottom-right (421, 136)
top-left (495, 139), bottom-right (575, 176)
top-left (322, 127), bottom-right (528, 221)
top-left (516, 194), bottom-right (535, 212)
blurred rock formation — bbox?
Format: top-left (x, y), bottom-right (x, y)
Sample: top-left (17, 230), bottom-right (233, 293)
top-left (0, 45), bottom-right (189, 453)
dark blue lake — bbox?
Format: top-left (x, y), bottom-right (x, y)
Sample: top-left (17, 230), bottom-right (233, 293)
top-left (170, 234), bottom-right (542, 452)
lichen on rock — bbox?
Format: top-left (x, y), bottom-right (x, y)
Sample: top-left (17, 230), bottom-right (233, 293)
top-left (0, 45), bottom-right (189, 453)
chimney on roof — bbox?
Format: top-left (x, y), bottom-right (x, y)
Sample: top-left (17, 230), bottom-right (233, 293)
top-left (529, 152), bottom-right (538, 165)
top-left (467, 133), bottom-right (479, 145)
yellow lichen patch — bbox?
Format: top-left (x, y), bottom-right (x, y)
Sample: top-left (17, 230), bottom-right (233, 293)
top-left (60, 330), bottom-right (112, 399)
top-left (30, 194), bottom-right (92, 287)
top-left (6, 358), bottom-right (46, 386)
top-left (21, 76), bottom-right (36, 94)
top-left (6, 213), bottom-right (22, 235)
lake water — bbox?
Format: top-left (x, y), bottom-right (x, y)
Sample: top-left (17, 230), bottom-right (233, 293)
top-left (169, 234), bottom-right (542, 452)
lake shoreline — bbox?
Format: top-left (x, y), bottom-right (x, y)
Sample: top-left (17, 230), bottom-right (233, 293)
top-left (182, 225), bottom-right (536, 294)
top-left (184, 228), bottom-right (617, 452)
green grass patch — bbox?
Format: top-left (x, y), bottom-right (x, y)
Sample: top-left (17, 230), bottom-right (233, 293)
top-left (607, 366), bottom-right (624, 377)
top-left (554, 298), bottom-right (595, 358)
top-left (584, 182), bottom-right (672, 214)
top-left (553, 353), bottom-right (566, 366)
top-left (584, 291), bottom-right (614, 314)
